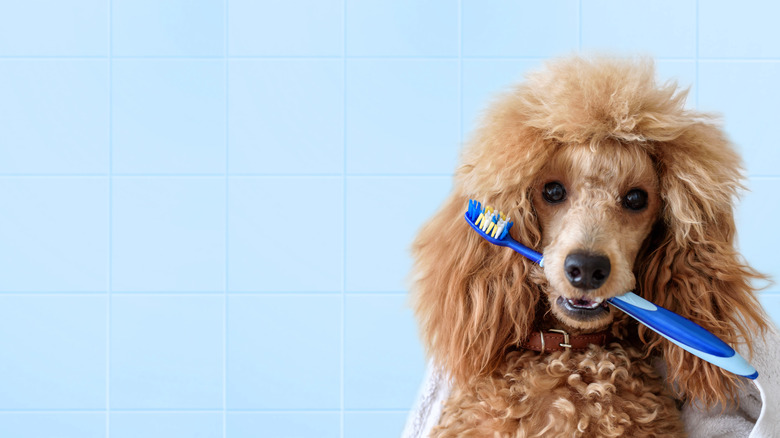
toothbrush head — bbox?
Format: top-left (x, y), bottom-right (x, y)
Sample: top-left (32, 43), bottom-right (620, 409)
top-left (465, 199), bottom-right (514, 244)
top-left (463, 199), bottom-right (542, 268)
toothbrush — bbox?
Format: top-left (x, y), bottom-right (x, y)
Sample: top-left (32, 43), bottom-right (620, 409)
top-left (465, 199), bottom-right (758, 380)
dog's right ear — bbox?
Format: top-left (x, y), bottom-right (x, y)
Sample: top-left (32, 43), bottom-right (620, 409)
top-left (411, 187), bottom-right (542, 385)
top-left (411, 79), bottom-right (553, 384)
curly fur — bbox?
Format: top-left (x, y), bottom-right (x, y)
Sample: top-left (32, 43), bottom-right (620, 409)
top-left (411, 56), bottom-right (769, 437)
top-left (435, 345), bottom-right (684, 438)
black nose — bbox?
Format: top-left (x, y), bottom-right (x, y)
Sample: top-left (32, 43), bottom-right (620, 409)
top-left (564, 252), bottom-right (611, 290)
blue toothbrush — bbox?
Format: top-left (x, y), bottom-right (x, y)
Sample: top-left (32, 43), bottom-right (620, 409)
top-left (465, 199), bottom-right (758, 380)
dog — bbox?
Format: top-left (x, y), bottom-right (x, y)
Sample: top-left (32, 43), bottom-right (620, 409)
top-left (410, 56), bottom-right (769, 437)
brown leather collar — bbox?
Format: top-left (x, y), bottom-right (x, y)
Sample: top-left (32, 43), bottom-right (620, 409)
top-left (521, 329), bottom-right (612, 353)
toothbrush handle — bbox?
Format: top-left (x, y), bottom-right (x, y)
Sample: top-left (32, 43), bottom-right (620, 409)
top-left (463, 213), bottom-right (544, 265)
top-left (505, 239), bottom-right (544, 266)
top-left (608, 292), bottom-right (758, 379)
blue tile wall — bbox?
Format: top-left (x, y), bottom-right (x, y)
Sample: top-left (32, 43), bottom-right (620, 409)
top-left (110, 295), bottom-right (223, 409)
top-left (110, 412), bottom-right (223, 438)
top-left (654, 60), bottom-right (698, 107)
top-left (0, 413), bottom-right (105, 438)
top-left (461, 59), bottom-right (541, 135)
top-left (461, 0), bottom-right (579, 57)
top-left (581, 0), bottom-right (697, 58)
top-left (699, 0), bottom-right (780, 58)
top-left (344, 294), bottom-right (424, 409)
top-left (737, 178), bottom-right (780, 290)
top-left (345, 177), bottom-right (452, 292)
top-left (228, 176), bottom-right (343, 292)
top-left (227, 294), bottom-right (341, 409)
top-left (111, 177), bottom-right (225, 292)
top-left (112, 0), bottom-right (224, 57)
top-left (228, 0), bottom-right (342, 56)
top-left (227, 413), bottom-right (340, 438)
top-left (760, 295), bottom-right (780, 325)
top-left (346, 59), bottom-right (459, 175)
top-left (346, 0), bottom-right (458, 56)
top-left (0, 295), bottom-right (106, 409)
top-left (228, 59), bottom-right (344, 175)
top-left (0, 60), bottom-right (109, 174)
top-left (1, 1), bottom-right (780, 437)
top-left (0, 1), bottom-right (107, 56)
top-left (111, 59), bottom-right (225, 174)
top-left (698, 61), bottom-right (780, 176)
top-left (345, 412), bottom-right (409, 438)
top-left (0, 178), bottom-right (108, 292)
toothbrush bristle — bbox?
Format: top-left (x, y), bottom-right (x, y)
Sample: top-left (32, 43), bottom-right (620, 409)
top-left (465, 199), bottom-right (514, 240)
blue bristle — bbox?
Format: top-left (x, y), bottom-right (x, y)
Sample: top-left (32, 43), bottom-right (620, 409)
top-left (467, 199), bottom-right (497, 223)
top-left (499, 221), bottom-right (513, 239)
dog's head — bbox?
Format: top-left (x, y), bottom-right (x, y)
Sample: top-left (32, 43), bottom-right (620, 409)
top-left (412, 56), bottom-right (768, 407)
top-left (533, 139), bottom-right (661, 332)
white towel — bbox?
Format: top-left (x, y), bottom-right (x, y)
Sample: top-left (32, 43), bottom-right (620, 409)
top-left (403, 326), bottom-right (780, 438)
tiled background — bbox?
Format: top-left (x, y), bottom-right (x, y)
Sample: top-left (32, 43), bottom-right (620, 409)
top-left (0, 1), bottom-right (778, 437)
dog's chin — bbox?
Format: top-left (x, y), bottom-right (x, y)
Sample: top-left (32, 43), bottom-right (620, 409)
top-left (550, 295), bottom-right (613, 331)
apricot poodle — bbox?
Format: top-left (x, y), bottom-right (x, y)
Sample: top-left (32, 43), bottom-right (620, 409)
top-left (410, 56), bottom-right (769, 437)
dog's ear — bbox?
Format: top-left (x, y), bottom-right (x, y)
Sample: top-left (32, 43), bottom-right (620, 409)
top-left (635, 122), bottom-right (769, 407)
top-left (411, 94), bottom-right (550, 384)
top-left (411, 189), bottom-right (541, 385)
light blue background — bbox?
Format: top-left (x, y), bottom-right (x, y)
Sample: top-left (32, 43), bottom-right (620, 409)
top-left (0, 1), bottom-right (778, 437)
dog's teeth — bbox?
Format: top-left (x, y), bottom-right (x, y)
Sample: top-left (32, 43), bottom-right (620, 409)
top-left (593, 297), bottom-right (603, 303)
top-left (566, 298), bottom-right (601, 309)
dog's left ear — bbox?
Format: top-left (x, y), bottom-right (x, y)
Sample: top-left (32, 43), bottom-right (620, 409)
top-left (635, 121), bottom-right (769, 407)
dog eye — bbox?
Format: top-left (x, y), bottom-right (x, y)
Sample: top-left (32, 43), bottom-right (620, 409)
top-left (542, 181), bottom-right (566, 204)
top-left (623, 189), bottom-right (648, 211)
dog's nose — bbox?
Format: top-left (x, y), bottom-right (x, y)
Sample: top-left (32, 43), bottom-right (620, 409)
top-left (564, 252), bottom-right (611, 290)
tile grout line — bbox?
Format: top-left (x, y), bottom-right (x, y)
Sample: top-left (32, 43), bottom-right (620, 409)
top-left (106, 0), bottom-right (112, 435)
top-left (341, 0), bottom-right (347, 434)
top-left (695, 0), bottom-right (700, 109)
top-left (458, 0), bottom-right (462, 147)
top-left (0, 409), bottom-right (411, 414)
top-left (578, 0), bottom-right (583, 51)
top-left (0, 291), bottom-right (412, 296)
top-left (224, 0), bottom-right (230, 436)
top-left (0, 173), bottom-right (456, 178)
top-left (2, 55), bottom-right (780, 61)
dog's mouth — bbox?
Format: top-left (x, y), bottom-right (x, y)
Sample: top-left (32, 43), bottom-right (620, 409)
top-left (556, 295), bottom-right (610, 320)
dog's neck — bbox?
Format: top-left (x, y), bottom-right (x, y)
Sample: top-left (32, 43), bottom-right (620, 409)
top-left (522, 308), bottom-right (616, 353)
top-left (520, 329), bottom-right (613, 353)
top-left (534, 297), bottom-right (629, 337)
top-left (533, 298), bottom-right (596, 335)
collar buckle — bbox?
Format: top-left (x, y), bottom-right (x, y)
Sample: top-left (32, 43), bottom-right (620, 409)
top-left (548, 329), bottom-right (572, 349)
